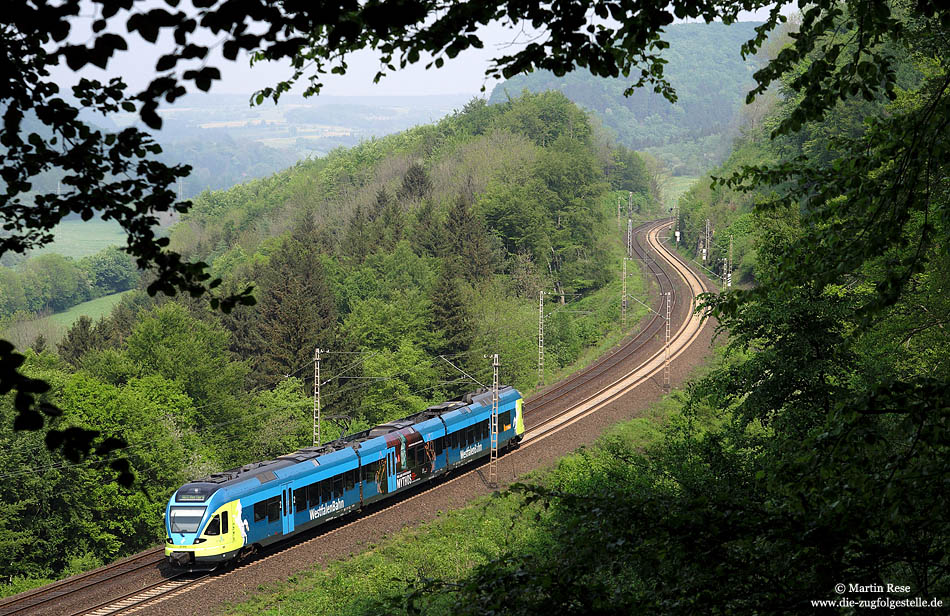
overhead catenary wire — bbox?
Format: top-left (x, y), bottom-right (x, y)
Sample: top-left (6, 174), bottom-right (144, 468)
top-left (438, 355), bottom-right (488, 388)
top-left (0, 346), bottom-right (493, 480)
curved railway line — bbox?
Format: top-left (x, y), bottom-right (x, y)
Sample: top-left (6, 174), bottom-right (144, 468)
top-left (0, 218), bottom-right (713, 616)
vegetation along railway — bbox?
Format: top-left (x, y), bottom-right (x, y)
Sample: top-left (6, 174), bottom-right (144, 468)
top-left (0, 218), bottom-right (714, 616)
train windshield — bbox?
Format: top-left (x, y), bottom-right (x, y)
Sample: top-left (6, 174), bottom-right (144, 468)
top-left (169, 507), bottom-right (206, 534)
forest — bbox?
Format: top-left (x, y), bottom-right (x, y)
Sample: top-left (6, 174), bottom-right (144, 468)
top-left (490, 21), bottom-right (762, 176)
top-left (0, 91), bottom-right (654, 595)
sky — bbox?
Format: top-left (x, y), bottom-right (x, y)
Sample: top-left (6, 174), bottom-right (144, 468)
top-left (50, 3), bottom-right (780, 101)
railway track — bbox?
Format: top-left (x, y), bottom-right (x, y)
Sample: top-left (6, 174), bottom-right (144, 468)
top-left (524, 218), bottom-right (685, 421)
top-left (523, 222), bottom-right (710, 444)
top-left (0, 549), bottom-right (166, 616)
top-left (0, 218), bottom-right (711, 616)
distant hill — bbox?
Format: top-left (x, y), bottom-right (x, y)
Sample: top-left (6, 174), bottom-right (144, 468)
top-left (488, 21), bottom-right (762, 176)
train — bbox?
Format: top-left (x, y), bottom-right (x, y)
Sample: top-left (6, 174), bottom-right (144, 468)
top-left (164, 386), bottom-right (524, 569)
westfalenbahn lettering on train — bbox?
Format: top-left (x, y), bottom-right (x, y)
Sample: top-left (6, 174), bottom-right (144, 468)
top-left (309, 499), bottom-right (343, 521)
top-left (459, 443), bottom-right (483, 460)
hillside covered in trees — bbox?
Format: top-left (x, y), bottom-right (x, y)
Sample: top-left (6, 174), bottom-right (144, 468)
top-left (0, 92), bottom-right (656, 595)
top-left (489, 21), bottom-right (762, 176)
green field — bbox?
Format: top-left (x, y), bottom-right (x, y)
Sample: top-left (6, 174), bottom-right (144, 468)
top-left (661, 175), bottom-right (699, 208)
top-left (30, 219), bottom-right (126, 259)
top-left (2, 291), bottom-right (131, 348)
top-left (46, 290), bottom-right (131, 327)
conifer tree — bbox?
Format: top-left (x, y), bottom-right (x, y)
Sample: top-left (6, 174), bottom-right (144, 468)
top-left (371, 188), bottom-right (403, 251)
top-left (342, 203), bottom-right (371, 263)
top-left (57, 315), bottom-right (102, 367)
top-left (413, 199), bottom-right (449, 258)
top-left (254, 238), bottom-right (337, 386)
top-left (398, 163), bottom-right (432, 201)
top-left (430, 262), bottom-right (474, 359)
top-left (445, 194), bottom-right (498, 283)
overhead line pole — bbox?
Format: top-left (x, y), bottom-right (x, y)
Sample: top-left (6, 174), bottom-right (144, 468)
top-left (488, 353), bottom-right (499, 488)
top-left (673, 204), bottom-right (680, 244)
top-left (621, 257), bottom-right (627, 330)
top-left (313, 348), bottom-right (322, 447)
top-left (728, 235), bottom-right (733, 288)
top-left (627, 218), bottom-right (633, 257)
top-left (538, 290), bottom-right (544, 386)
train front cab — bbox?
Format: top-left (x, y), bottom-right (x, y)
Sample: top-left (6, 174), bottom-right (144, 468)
top-left (165, 492), bottom-right (245, 570)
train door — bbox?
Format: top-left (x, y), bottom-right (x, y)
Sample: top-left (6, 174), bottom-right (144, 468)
top-left (387, 449), bottom-right (397, 493)
top-left (280, 483), bottom-right (295, 535)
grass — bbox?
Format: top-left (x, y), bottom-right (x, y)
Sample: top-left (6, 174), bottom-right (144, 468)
top-left (661, 175), bottom-right (700, 208)
top-left (46, 291), bottom-right (131, 328)
top-left (1, 291), bottom-right (131, 347)
top-left (29, 219), bottom-right (126, 259)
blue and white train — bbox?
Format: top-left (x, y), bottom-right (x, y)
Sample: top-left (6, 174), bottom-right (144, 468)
top-left (165, 387), bottom-right (524, 569)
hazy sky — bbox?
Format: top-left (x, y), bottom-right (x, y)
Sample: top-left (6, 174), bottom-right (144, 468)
top-left (51, 3), bottom-right (779, 101)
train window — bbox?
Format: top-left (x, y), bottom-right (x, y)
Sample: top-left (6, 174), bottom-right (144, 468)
top-left (294, 487), bottom-right (306, 513)
top-left (253, 501), bottom-right (266, 523)
top-left (267, 496), bottom-right (280, 523)
top-left (321, 480), bottom-right (332, 503)
top-left (500, 411), bottom-right (511, 431)
top-left (221, 512), bottom-right (229, 534)
top-left (481, 420), bottom-right (489, 439)
top-left (345, 470), bottom-right (355, 491)
top-left (467, 427), bottom-right (475, 446)
top-left (205, 514), bottom-right (221, 536)
top-left (333, 475), bottom-right (343, 499)
top-left (169, 506), bottom-right (206, 533)
top-left (435, 436), bottom-right (444, 456)
top-left (307, 483), bottom-right (318, 507)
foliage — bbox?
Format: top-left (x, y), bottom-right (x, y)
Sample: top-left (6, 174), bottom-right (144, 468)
top-left (490, 22), bottom-right (763, 174)
top-left (0, 246), bottom-right (137, 322)
top-left (0, 353), bottom-right (197, 586)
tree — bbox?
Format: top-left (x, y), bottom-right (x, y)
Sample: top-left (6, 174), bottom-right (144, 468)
top-left (79, 246), bottom-right (139, 295)
top-left (412, 199), bottom-right (448, 258)
top-left (444, 194), bottom-right (498, 283)
top-left (398, 162), bottom-right (432, 202)
top-left (253, 236), bottom-right (337, 385)
top-left (57, 315), bottom-right (101, 367)
top-left (123, 303), bottom-right (246, 430)
top-left (342, 203), bottom-right (371, 263)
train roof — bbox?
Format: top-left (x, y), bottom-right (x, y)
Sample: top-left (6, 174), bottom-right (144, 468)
top-left (174, 386), bottom-right (518, 501)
